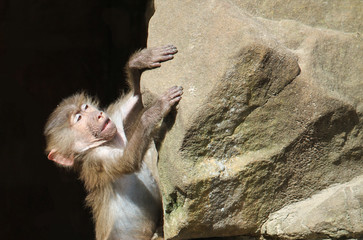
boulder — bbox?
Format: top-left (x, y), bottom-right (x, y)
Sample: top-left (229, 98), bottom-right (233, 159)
top-left (142, 0), bottom-right (363, 239)
top-left (261, 175), bottom-right (363, 239)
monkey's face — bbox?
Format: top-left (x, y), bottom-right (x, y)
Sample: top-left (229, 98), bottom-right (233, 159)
top-left (70, 103), bottom-right (117, 152)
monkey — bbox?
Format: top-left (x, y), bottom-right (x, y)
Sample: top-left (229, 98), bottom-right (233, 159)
top-left (44, 45), bottom-right (183, 240)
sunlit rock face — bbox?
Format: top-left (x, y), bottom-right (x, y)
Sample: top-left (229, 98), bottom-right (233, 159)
top-left (142, 1), bottom-right (363, 239)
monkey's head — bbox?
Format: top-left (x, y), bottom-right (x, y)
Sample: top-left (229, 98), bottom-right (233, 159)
top-left (44, 92), bottom-right (117, 167)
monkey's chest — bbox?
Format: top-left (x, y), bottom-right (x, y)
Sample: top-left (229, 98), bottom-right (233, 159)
top-left (109, 165), bottom-right (161, 239)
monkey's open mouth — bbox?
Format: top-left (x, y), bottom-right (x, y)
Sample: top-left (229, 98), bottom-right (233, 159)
top-left (102, 118), bottom-right (111, 131)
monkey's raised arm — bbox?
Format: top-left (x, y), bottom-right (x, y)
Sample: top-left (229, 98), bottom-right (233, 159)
top-left (81, 86), bottom-right (183, 190)
top-left (107, 45), bottom-right (178, 132)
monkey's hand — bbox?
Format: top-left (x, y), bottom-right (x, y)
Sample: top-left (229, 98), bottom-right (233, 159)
top-left (142, 86), bottom-right (183, 128)
top-left (128, 45), bottom-right (178, 70)
top-left (158, 86), bottom-right (183, 117)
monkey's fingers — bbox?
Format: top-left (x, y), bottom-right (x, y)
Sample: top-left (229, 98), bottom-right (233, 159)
top-left (164, 44), bottom-right (177, 49)
top-left (149, 55), bottom-right (174, 69)
top-left (149, 62), bottom-right (162, 68)
top-left (152, 45), bottom-right (177, 53)
top-left (170, 96), bottom-right (182, 106)
top-left (167, 86), bottom-right (183, 104)
top-left (154, 45), bottom-right (178, 57)
top-left (170, 86), bottom-right (183, 98)
top-left (153, 54), bottom-right (175, 64)
top-left (167, 86), bottom-right (183, 94)
top-left (161, 45), bottom-right (178, 55)
top-left (158, 44), bottom-right (177, 51)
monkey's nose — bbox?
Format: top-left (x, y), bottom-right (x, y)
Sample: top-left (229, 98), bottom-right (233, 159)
top-left (98, 112), bottom-right (103, 119)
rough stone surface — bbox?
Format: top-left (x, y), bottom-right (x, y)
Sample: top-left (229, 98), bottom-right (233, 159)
top-left (142, 0), bottom-right (363, 239)
top-left (261, 175), bottom-right (363, 239)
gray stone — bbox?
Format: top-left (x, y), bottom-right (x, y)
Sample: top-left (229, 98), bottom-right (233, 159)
top-left (261, 175), bottom-right (363, 239)
top-left (142, 0), bottom-right (363, 239)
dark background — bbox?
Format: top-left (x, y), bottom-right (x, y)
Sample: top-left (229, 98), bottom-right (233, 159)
top-left (0, 0), bottom-right (152, 239)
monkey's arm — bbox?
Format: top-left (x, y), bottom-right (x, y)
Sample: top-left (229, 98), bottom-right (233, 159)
top-left (112, 86), bottom-right (183, 175)
top-left (82, 86), bottom-right (183, 190)
top-left (123, 45), bottom-right (178, 128)
top-left (107, 45), bottom-right (178, 132)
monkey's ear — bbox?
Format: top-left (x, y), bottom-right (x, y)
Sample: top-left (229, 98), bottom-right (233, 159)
top-left (47, 149), bottom-right (74, 167)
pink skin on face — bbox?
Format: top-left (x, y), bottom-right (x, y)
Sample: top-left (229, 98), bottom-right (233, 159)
top-left (71, 104), bottom-right (117, 151)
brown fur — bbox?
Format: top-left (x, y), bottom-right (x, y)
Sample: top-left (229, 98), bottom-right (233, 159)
top-left (44, 45), bottom-right (181, 240)
top-left (44, 92), bottom-right (99, 161)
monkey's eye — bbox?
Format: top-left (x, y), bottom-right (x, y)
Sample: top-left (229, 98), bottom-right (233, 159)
top-left (74, 113), bottom-right (82, 123)
top-left (81, 104), bottom-right (88, 111)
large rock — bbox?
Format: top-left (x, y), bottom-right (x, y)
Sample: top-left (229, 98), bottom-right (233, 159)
top-left (142, 0), bottom-right (363, 239)
top-left (261, 175), bottom-right (363, 239)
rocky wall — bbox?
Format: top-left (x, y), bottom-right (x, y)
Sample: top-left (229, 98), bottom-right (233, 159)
top-left (142, 0), bottom-right (363, 239)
